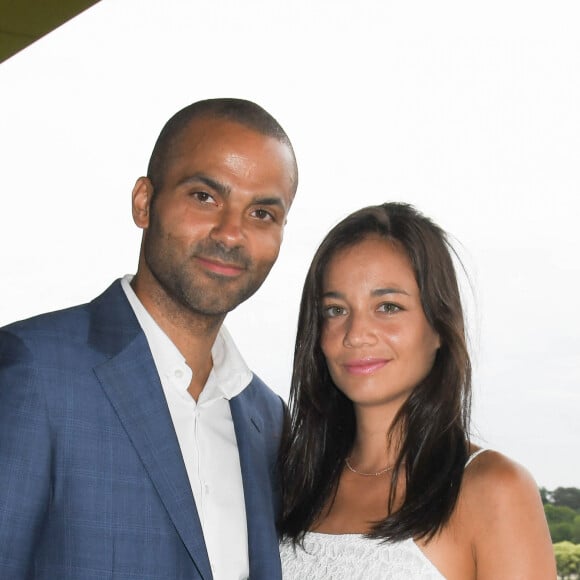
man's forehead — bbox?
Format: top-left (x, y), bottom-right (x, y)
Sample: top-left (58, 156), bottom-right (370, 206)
top-left (175, 117), bottom-right (294, 167)
top-left (177, 115), bottom-right (280, 145)
top-left (166, 115), bottom-right (297, 195)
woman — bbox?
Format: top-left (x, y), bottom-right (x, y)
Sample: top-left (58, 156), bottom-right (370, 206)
top-left (278, 202), bottom-right (555, 579)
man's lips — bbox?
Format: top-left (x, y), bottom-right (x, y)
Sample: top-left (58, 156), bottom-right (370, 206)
top-left (343, 358), bottom-right (390, 375)
top-left (195, 256), bottom-right (246, 277)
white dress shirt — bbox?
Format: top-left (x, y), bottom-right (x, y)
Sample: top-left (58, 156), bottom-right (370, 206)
top-left (121, 275), bottom-right (252, 580)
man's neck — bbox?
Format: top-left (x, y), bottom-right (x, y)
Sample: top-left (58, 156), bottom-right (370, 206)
top-left (131, 277), bottom-right (225, 399)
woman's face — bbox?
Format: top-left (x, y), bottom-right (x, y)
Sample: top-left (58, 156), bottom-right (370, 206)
top-left (320, 235), bottom-right (440, 411)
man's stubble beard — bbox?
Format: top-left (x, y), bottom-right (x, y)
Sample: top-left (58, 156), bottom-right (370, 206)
top-left (143, 216), bottom-right (275, 318)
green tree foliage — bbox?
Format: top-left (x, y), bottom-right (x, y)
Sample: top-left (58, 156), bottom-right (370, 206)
top-left (553, 488), bottom-right (580, 511)
top-left (545, 488), bottom-right (580, 577)
top-left (554, 541), bottom-right (580, 578)
top-left (540, 486), bottom-right (553, 504)
top-left (545, 504), bottom-right (578, 524)
top-left (573, 515), bottom-right (580, 544)
top-left (552, 523), bottom-right (573, 543)
top-left (543, 487), bottom-right (580, 545)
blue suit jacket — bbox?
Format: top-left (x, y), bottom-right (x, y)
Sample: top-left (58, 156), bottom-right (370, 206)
top-left (0, 280), bottom-right (285, 579)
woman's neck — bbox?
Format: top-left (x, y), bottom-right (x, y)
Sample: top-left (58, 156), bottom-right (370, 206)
top-left (350, 405), bottom-right (402, 472)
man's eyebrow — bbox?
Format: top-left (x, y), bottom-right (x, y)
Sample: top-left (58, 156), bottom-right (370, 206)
top-left (252, 196), bottom-right (286, 210)
top-left (178, 173), bottom-right (287, 210)
top-left (177, 173), bottom-right (231, 196)
top-left (322, 288), bottom-right (411, 299)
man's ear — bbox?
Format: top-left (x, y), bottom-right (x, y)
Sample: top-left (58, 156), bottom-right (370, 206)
top-left (132, 176), bottom-right (154, 229)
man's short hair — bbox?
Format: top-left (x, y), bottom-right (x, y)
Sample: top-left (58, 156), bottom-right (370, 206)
top-left (146, 98), bottom-right (297, 193)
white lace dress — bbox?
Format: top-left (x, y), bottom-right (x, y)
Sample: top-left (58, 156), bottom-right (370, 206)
top-left (279, 449), bottom-right (488, 579)
top-left (279, 533), bottom-right (444, 579)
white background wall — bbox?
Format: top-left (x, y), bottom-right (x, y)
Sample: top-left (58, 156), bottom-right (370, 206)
top-left (1, 0), bottom-right (579, 488)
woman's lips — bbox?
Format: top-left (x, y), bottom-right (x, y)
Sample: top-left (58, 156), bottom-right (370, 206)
top-left (343, 358), bottom-right (390, 375)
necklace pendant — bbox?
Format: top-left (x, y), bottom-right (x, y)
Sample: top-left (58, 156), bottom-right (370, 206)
top-left (345, 457), bottom-right (394, 477)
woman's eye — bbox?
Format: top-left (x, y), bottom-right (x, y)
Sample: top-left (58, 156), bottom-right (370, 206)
top-left (323, 305), bottom-right (346, 318)
top-left (378, 302), bottom-right (401, 314)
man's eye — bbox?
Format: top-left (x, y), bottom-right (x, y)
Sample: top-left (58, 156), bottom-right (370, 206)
top-left (192, 192), bottom-right (215, 204)
top-left (252, 208), bottom-right (274, 221)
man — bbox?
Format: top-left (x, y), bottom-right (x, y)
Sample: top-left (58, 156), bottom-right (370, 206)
top-left (0, 98), bottom-right (298, 579)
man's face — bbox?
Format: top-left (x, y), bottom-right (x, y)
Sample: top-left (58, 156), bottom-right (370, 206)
top-left (133, 116), bottom-right (296, 318)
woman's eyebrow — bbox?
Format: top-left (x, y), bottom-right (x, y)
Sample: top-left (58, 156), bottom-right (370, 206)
top-left (322, 288), bottom-right (411, 299)
top-left (371, 287), bottom-right (410, 297)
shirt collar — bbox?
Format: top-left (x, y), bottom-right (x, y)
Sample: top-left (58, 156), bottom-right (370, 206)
top-left (120, 275), bottom-right (252, 402)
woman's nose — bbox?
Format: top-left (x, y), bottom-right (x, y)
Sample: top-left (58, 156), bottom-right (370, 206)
top-left (343, 312), bottom-right (377, 348)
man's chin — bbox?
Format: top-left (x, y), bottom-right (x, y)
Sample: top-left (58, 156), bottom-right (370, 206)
top-left (179, 286), bottom-right (257, 317)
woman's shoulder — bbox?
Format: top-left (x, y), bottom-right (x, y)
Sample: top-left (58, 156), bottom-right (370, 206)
top-left (462, 447), bottom-right (539, 507)
top-left (458, 447), bottom-right (556, 579)
top-left (460, 447), bottom-right (542, 527)
top-left (428, 450), bottom-right (537, 555)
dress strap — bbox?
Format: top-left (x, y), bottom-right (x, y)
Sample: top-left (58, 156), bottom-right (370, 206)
top-left (465, 448), bottom-right (489, 468)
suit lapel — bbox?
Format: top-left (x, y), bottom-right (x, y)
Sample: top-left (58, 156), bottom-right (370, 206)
top-left (90, 282), bottom-right (213, 580)
top-left (230, 387), bottom-right (282, 580)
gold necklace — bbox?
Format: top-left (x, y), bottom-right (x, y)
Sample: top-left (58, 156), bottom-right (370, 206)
top-left (345, 457), bottom-right (394, 477)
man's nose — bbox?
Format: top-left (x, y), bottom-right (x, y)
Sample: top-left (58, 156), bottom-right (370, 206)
top-left (210, 208), bottom-right (244, 247)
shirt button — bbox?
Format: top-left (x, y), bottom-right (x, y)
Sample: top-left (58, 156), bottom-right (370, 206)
top-left (174, 368), bottom-right (183, 379)
top-left (204, 484), bottom-right (210, 494)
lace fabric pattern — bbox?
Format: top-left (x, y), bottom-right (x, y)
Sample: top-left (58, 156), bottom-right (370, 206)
top-left (280, 532), bottom-right (446, 580)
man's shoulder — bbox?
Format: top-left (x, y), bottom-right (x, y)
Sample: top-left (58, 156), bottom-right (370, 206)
top-left (246, 373), bottom-right (283, 403)
top-left (233, 374), bottom-right (286, 443)
top-left (0, 280), bottom-right (128, 357)
top-left (2, 301), bottom-right (91, 335)
top-left (239, 373), bottom-right (286, 421)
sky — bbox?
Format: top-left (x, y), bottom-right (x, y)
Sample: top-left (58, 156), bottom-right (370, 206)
top-left (1, 0), bottom-right (579, 489)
